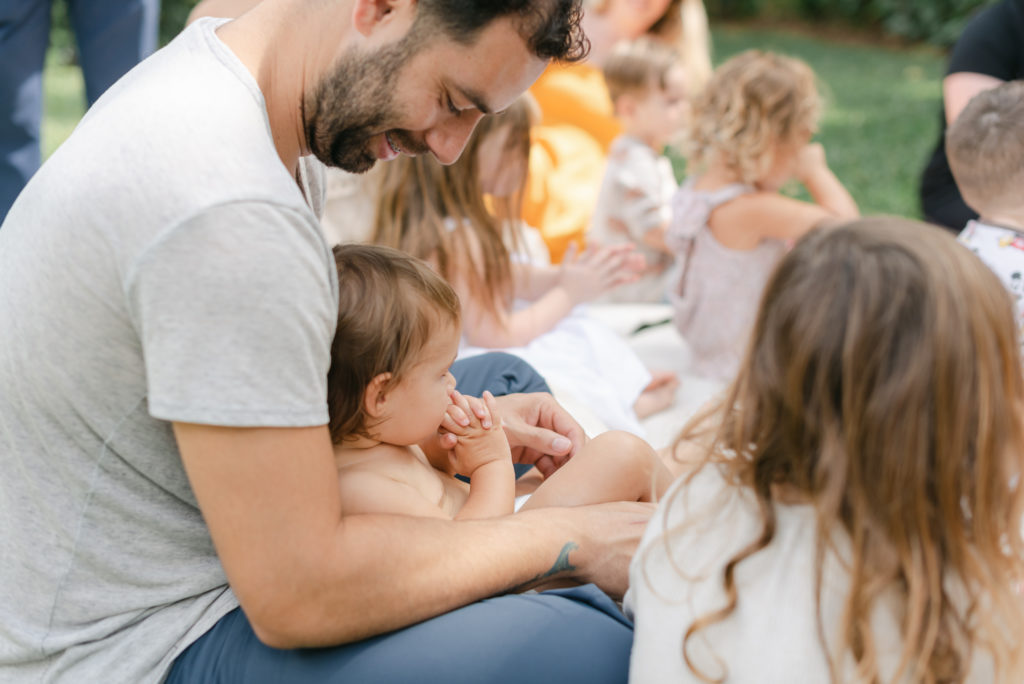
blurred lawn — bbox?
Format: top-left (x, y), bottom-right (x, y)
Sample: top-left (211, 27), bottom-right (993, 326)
top-left (42, 23), bottom-right (945, 219)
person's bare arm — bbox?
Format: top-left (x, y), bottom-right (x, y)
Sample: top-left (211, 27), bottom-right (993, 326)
top-left (944, 71), bottom-right (1004, 124)
top-left (174, 422), bottom-right (645, 649)
top-left (443, 391), bottom-right (515, 520)
top-left (460, 244), bottom-right (643, 348)
top-left (792, 142), bottom-right (859, 221)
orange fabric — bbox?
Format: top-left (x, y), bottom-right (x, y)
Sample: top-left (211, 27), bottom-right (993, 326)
top-left (523, 63), bottom-right (621, 262)
top-left (529, 62), bottom-right (621, 152)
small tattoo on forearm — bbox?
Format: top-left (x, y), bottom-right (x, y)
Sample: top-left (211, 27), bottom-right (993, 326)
top-left (544, 541), bottom-right (578, 577)
top-left (502, 541), bottom-right (579, 594)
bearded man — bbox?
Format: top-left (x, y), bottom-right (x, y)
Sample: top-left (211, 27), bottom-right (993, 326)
top-left (0, 2), bottom-right (654, 682)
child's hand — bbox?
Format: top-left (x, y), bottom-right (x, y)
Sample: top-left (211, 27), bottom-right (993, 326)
top-left (558, 242), bottom-right (645, 303)
top-left (441, 390), bottom-right (512, 476)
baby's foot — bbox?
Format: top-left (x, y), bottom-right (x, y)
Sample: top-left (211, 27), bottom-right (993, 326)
top-left (634, 371), bottom-right (680, 419)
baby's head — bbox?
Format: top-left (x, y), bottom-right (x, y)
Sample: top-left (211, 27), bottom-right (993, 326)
top-left (687, 50), bottom-right (820, 186)
top-left (947, 80), bottom-right (1024, 226)
top-left (603, 38), bottom-right (688, 150)
top-left (327, 244), bottom-right (461, 445)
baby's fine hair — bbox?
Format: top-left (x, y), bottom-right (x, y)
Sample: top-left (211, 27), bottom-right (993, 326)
top-left (662, 217), bottom-right (1024, 682)
top-left (686, 49), bottom-right (820, 185)
top-left (946, 80), bottom-right (1024, 217)
top-left (602, 37), bottom-right (681, 105)
top-left (326, 244), bottom-right (461, 443)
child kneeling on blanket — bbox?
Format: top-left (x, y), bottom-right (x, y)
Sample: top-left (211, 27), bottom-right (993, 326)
top-left (326, 244), bottom-right (673, 550)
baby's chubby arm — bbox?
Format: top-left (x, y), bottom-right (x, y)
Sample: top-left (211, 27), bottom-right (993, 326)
top-left (441, 390), bottom-right (515, 520)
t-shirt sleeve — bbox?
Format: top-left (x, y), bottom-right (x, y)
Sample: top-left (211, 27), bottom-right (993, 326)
top-left (126, 201), bottom-right (337, 427)
top-left (948, 1), bottom-right (1024, 80)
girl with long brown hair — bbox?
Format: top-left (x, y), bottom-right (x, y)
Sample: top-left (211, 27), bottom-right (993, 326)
top-left (370, 95), bottom-right (678, 435)
top-left (627, 217), bottom-right (1024, 683)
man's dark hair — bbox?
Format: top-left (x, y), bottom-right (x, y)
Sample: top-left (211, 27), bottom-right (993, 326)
top-left (416, 0), bottom-right (588, 63)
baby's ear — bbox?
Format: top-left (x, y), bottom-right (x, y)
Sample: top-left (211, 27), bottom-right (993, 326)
top-left (363, 372), bottom-right (392, 418)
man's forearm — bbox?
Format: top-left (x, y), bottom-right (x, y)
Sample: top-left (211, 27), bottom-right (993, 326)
top-left (248, 509), bottom-right (584, 648)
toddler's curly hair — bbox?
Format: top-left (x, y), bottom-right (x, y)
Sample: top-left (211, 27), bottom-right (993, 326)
top-left (686, 50), bottom-right (820, 185)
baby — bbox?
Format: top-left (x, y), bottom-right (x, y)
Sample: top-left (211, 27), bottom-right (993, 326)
top-left (327, 243), bottom-right (673, 527)
top-left (947, 80), bottom-right (1024, 349)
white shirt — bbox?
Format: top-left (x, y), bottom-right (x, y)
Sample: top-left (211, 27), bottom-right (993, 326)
top-left (624, 465), bottom-right (993, 682)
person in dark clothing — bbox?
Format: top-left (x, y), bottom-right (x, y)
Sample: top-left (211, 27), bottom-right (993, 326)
top-left (919, 0), bottom-right (1024, 232)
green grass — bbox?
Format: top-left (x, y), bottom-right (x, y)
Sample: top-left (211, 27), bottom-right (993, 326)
top-left (42, 23), bottom-right (945, 219)
top-left (41, 50), bottom-right (86, 159)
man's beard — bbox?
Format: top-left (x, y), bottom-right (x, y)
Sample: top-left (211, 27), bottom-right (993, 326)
top-left (303, 37), bottom-right (418, 173)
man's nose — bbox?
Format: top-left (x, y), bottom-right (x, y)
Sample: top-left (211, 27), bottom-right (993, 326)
top-left (425, 111), bottom-right (486, 165)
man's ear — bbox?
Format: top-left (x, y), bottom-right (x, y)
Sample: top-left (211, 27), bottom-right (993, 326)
top-left (351, 0), bottom-right (416, 37)
top-left (363, 372), bottom-right (393, 418)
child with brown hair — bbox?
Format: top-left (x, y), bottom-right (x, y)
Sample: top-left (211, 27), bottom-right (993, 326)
top-left (667, 50), bottom-right (858, 382)
top-left (371, 95), bottom-right (678, 436)
top-left (590, 38), bottom-right (688, 303)
top-left (627, 217), bottom-right (1024, 683)
top-left (327, 243), bottom-right (672, 527)
top-left (947, 80), bottom-right (1024, 349)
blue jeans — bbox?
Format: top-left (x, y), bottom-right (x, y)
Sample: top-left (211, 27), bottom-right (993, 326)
top-left (167, 353), bottom-right (634, 683)
top-left (167, 586), bottom-right (632, 684)
top-left (0, 0), bottom-right (159, 223)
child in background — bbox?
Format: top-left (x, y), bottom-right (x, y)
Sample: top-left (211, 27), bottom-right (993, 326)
top-left (947, 80), bottom-right (1024, 349)
top-left (327, 243), bottom-right (672, 528)
top-left (590, 38), bottom-right (688, 303)
top-left (371, 96), bottom-right (678, 436)
top-left (667, 50), bottom-right (858, 382)
top-left (627, 218), bottom-right (1024, 683)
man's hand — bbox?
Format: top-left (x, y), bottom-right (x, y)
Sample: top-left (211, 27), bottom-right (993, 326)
top-left (513, 501), bottom-right (656, 598)
top-left (491, 392), bottom-right (587, 479)
top-left (427, 391), bottom-right (586, 480)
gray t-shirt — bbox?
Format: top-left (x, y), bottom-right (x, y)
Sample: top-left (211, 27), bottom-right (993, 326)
top-left (0, 18), bottom-right (337, 683)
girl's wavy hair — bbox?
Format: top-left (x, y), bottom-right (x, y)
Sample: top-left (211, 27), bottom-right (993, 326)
top-left (651, 217), bottom-right (1024, 683)
top-left (686, 49), bottom-right (821, 185)
top-left (370, 95), bottom-right (538, 323)
top-left (326, 244), bottom-right (460, 443)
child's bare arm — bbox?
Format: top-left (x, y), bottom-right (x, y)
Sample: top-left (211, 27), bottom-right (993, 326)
top-left (794, 142), bottom-right (859, 221)
top-left (441, 391), bottom-right (515, 520)
top-left (460, 246), bottom-right (644, 348)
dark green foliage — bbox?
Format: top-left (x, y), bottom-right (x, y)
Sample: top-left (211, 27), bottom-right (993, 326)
top-left (161, 0), bottom-right (200, 45)
top-left (704, 0), bottom-right (997, 45)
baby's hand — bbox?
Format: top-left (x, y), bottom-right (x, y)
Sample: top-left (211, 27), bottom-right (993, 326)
top-left (442, 390), bottom-right (511, 476)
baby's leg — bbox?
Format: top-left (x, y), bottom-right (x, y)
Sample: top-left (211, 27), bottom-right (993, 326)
top-left (519, 431), bottom-right (675, 510)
